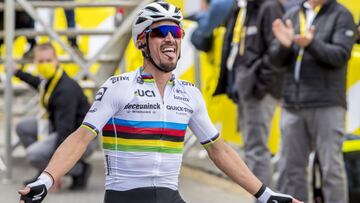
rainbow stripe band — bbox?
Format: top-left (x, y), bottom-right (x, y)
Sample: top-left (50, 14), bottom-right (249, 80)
top-left (103, 143), bottom-right (183, 154)
top-left (201, 133), bottom-right (221, 147)
top-left (82, 122), bottom-right (99, 136)
top-left (102, 118), bottom-right (187, 154)
top-left (108, 119), bottom-right (187, 130)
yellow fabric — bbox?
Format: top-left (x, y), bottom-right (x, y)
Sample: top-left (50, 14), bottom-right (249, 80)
top-left (297, 6), bottom-right (321, 63)
top-left (232, 8), bottom-right (246, 44)
top-left (338, 0), bottom-right (360, 22)
top-left (343, 139), bottom-right (360, 153)
top-left (298, 6), bottom-right (321, 36)
top-left (37, 63), bottom-right (57, 80)
top-left (347, 45), bottom-right (360, 89)
top-left (39, 67), bottom-right (63, 108)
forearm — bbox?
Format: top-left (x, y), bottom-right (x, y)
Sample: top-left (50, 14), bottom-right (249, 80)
top-left (207, 140), bottom-right (262, 195)
top-left (15, 70), bottom-right (41, 89)
top-left (44, 127), bottom-right (92, 182)
top-left (306, 39), bottom-right (352, 68)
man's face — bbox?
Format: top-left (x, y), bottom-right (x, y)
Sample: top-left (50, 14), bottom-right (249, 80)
top-left (143, 21), bottom-right (183, 72)
top-left (34, 48), bottom-right (59, 79)
top-left (34, 49), bottom-right (58, 66)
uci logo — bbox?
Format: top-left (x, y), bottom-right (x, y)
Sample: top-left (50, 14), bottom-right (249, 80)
top-left (134, 89), bottom-right (155, 97)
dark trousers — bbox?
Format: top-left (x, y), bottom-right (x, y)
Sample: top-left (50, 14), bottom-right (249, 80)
top-left (64, 9), bottom-right (77, 47)
top-left (104, 187), bottom-right (186, 203)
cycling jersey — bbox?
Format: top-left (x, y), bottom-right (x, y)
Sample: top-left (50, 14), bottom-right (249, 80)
top-left (82, 68), bottom-right (220, 191)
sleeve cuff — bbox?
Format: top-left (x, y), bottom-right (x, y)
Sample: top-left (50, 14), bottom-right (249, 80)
top-left (81, 122), bottom-right (99, 136)
top-left (201, 133), bottom-right (221, 147)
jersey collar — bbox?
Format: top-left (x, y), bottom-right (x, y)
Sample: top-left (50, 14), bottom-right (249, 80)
top-left (138, 67), bottom-right (175, 86)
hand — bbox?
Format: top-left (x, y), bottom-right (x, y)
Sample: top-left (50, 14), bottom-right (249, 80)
top-left (272, 19), bottom-right (294, 48)
top-left (18, 185), bottom-right (47, 203)
top-left (6, 63), bottom-right (20, 73)
top-left (18, 173), bottom-right (53, 203)
top-left (294, 26), bottom-right (315, 48)
top-left (257, 185), bottom-right (304, 203)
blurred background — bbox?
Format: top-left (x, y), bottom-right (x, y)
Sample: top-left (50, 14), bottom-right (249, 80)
top-left (0, 0), bottom-right (359, 202)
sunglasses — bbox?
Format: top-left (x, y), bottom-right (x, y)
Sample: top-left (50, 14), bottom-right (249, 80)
top-left (145, 25), bottom-right (185, 39)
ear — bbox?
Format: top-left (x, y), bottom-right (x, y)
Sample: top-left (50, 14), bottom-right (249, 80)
top-left (136, 33), bottom-right (146, 49)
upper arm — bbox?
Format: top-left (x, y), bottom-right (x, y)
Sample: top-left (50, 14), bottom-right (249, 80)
top-left (188, 87), bottom-right (220, 147)
top-left (307, 9), bottom-right (356, 68)
top-left (205, 138), bottom-right (226, 156)
top-left (75, 125), bottom-right (98, 144)
top-left (330, 10), bottom-right (355, 55)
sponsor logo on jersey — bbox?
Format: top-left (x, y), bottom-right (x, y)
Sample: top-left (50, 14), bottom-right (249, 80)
top-left (111, 76), bottom-right (129, 83)
top-left (180, 81), bottom-right (194, 87)
top-left (134, 89), bottom-right (156, 97)
top-left (174, 95), bottom-right (189, 102)
top-left (175, 89), bottom-right (186, 94)
top-left (95, 87), bottom-right (108, 101)
top-left (166, 105), bottom-right (193, 113)
top-left (89, 108), bottom-right (97, 113)
top-left (124, 103), bottom-right (161, 110)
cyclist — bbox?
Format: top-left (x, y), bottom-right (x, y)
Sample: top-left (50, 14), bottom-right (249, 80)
top-left (18, 2), bottom-right (302, 203)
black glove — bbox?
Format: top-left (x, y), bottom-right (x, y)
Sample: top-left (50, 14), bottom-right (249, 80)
top-left (20, 173), bottom-right (53, 203)
top-left (20, 184), bottom-right (47, 203)
top-left (255, 184), bottom-right (293, 203)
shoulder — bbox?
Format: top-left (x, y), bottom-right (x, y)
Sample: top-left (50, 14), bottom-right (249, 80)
top-left (93, 70), bottom-right (137, 102)
top-left (56, 74), bottom-right (81, 96)
top-left (284, 5), bottom-right (301, 18)
top-left (101, 70), bottom-right (137, 90)
top-left (334, 3), bottom-right (353, 18)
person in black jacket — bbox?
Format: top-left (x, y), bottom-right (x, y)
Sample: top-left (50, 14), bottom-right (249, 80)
top-left (214, 0), bottom-right (285, 196)
top-left (270, 0), bottom-right (356, 202)
top-left (14, 42), bottom-right (96, 190)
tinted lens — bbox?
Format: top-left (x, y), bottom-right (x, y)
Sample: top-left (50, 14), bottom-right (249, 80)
top-left (148, 25), bottom-right (184, 39)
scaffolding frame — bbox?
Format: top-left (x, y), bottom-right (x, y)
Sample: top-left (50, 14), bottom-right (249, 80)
top-left (1, 0), bottom-right (153, 180)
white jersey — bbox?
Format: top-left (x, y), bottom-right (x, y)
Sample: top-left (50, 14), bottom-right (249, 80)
top-left (82, 68), bottom-right (220, 191)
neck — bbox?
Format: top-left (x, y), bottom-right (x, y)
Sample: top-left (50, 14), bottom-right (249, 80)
top-left (142, 61), bottom-right (172, 96)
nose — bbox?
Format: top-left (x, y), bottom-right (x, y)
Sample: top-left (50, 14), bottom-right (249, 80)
top-left (164, 32), bottom-right (175, 41)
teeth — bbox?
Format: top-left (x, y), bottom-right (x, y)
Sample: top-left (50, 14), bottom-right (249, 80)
top-left (162, 47), bottom-right (175, 52)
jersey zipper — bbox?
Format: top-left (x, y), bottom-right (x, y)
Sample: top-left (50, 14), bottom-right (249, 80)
top-left (152, 82), bottom-right (168, 186)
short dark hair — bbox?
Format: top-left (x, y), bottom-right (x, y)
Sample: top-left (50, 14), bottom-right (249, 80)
top-left (34, 42), bottom-right (57, 57)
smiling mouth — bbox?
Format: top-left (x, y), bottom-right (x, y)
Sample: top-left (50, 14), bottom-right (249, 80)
top-left (161, 46), bottom-right (176, 58)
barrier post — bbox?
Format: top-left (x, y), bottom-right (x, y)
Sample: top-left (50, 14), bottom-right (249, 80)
top-left (3, 0), bottom-right (15, 181)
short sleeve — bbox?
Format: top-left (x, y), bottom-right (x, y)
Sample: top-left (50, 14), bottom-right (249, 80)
top-left (188, 87), bottom-right (220, 147)
top-left (82, 78), bottom-right (122, 136)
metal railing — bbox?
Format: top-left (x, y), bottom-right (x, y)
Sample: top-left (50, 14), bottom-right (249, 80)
top-left (1, 0), bottom-right (153, 180)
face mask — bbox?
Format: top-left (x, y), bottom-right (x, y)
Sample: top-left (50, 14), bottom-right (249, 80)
top-left (37, 62), bottom-right (57, 80)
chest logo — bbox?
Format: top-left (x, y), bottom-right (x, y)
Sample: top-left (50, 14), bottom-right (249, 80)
top-left (135, 89), bottom-right (156, 97)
